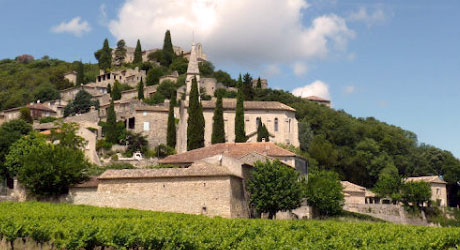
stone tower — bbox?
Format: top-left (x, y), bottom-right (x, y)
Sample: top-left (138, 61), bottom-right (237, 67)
top-left (185, 43), bottom-right (200, 100)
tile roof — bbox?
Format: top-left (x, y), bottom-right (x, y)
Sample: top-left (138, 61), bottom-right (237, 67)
top-left (306, 96), bottom-right (330, 102)
top-left (135, 105), bottom-right (169, 112)
top-left (341, 181), bottom-right (366, 193)
top-left (159, 142), bottom-right (296, 165)
top-left (196, 98), bottom-right (295, 112)
top-left (405, 176), bottom-right (447, 184)
top-left (99, 161), bottom-right (238, 180)
top-left (28, 103), bottom-right (57, 113)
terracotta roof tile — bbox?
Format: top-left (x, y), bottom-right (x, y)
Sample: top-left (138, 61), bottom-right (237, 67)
top-left (190, 98), bottom-right (295, 112)
top-left (99, 161), bottom-right (237, 180)
top-left (405, 176), bottom-right (447, 184)
top-left (159, 142), bottom-right (296, 165)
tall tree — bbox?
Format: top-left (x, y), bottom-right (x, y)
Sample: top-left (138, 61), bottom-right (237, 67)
top-left (211, 95), bottom-right (225, 144)
top-left (0, 120), bottom-right (33, 179)
top-left (247, 160), bottom-right (303, 219)
top-left (19, 107), bottom-right (33, 123)
top-left (187, 77), bottom-right (205, 150)
top-left (162, 30), bottom-right (175, 66)
top-left (63, 90), bottom-right (95, 117)
top-left (243, 73), bottom-right (254, 100)
top-left (114, 39), bottom-right (127, 66)
top-left (256, 119), bottom-right (270, 142)
top-left (133, 39), bottom-right (143, 64)
top-left (304, 170), bottom-right (344, 216)
top-left (234, 87), bottom-right (246, 143)
top-left (111, 80), bottom-right (122, 100)
top-left (137, 79), bottom-right (144, 100)
top-left (94, 38), bottom-right (112, 70)
top-left (76, 61), bottom-right (84, 85)
top-left (107, 83), bottom-right (112, 94)
top-left (236, 74), bottom-right (243, 89)
top-left (256, 77), bottom-right (262, 88)
top-left (167, 98), bottom-right (176, 148)
top-left (105, 99), bottom-right (118, 144)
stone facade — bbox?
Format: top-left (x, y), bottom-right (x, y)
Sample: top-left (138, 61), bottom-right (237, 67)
top-left (64, 71), bottom-right (77, 84)
top-left (251, 78), bottom-right (268, 89)
top-left (131, 105), bottom-right (169, 147)
top-left (405, 176), bottom-right (448, 206)
top-left (341, 181), bottom-right (366, 205)
top-left (96, 67), bottom-right (146, 88)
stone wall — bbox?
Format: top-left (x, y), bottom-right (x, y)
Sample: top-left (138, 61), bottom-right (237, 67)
top-left (343, 203), bottom-right (429, 225)
top-left (133, 109), bottom-right (168, 148)
top-left (68, 175), bottom-right (248, 218)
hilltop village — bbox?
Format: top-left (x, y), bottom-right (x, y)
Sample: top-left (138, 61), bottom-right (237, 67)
top-left (0, 31), bottom-right (454, 223)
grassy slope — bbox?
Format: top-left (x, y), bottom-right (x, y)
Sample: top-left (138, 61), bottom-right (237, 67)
top-left (1, 202), bottom-right (459, 249)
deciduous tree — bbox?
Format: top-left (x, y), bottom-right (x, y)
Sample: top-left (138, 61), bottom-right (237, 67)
top-left (304, 170), bottom-right (344, 216)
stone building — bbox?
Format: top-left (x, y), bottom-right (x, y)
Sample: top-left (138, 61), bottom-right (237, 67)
top-left (112, 47), bottom-right (157, 64)
top-left (251, 78), bottom-right (268, 89)
top-left (306, 96), bottom-right (331, 108)
top-left (96, 67), bottom-right (146, 88)
top-left (159, 71), bottom-right (179, 84)
top-left (130, 105), bottom-right (169, 147)
top-left (341, 181), bottom-right (367, 205)
top-left (64, 71), bottom-right (77, 84)
top-left (1, 103), bottom-right (57, 122)
top-left (405, 176), bottom-right (448, 206)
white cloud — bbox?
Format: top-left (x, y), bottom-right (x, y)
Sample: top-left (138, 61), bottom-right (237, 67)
top-left (109, 0), bottom-right (355, 65)
top-left (293, 62), bottom-right (308, 77)
top-left (344, 85), bottom-right (355, 94)
top-left (348, 7), bottom-right (386, 26)
top-left (292, 80), bottom-right (330, 99)
top-left (51, 17), bottom-right (91, 37)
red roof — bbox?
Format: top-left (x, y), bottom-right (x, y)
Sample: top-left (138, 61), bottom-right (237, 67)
top-left (159, 142), bottom-right (296, 165)
top-left (306, 96), bottom-right (330, 102)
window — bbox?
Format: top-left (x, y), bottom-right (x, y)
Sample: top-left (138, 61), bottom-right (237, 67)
top-left (274, 118), bottom-right (278, 132)
top-left (436, 188), bottom-right (440, 195)
top-left (143, 122), bottom-right (149, 131)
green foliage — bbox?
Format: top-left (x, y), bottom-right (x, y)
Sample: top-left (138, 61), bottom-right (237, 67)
top-left (64, 90), bottom-right (97, 117)
top-left (137, 79), bottom-right (144, 100)
top-left (19, 107), bottom-right (33, 123)
top-left (133, 39), bottom-right (143, 65)
top-left (103, 100), bottom-right (125, 144)
top-left (144, 92), bottom-right (166, 105)
top-left (234, 88), bottom-right (246, 143)
top-left (33, 83), bottom-right (60, 102)
top-left (76, 60), bottom-right (84, 85)
top-left (146, 66), bottom-right (165, 86)
top-left (199, 61), bottom-right (215, 77)
top-left (247, 160), bottom-right (303, 219)
top-left (214, 88), bottom-right (237, 98)
top-left (256, 119), bottom-right (270, 142)
top-left (126, 132), bottom-right (148, 154)
top-left (3, 202), bottom-right (460, 249)
top-left (156, 80), bottom-right (176, 99)
top-left (114, 39), bottom-right (127, 66)
top-left (169, 57), bottom-right (188, 75)
top-left (298, 118), bottom-right (314, 151)
top-left (96, 139), bottom-right (113, 151)
top-left (39, 116), bottom-right (58, 124)
top-left (167, 99), bottom-right (176, 148)
top-left (401, 181), bottom-right (432, 208)
top-left (214, 70), bottom-right (236, 87)
top-left (211, 95), bottom-right (225, 144)
top-left (304, 170), bottom-right (344, 216)
top-left (5, 130), bottom-right (90, 197)
top-left (111, 80), bottom-right (122, 100)
top-left (236, 74), bottom-right (243, 89)
top-left (187, 77), bottom-right (205, 150)
top-left (373, 165), bottom-right (402, 199)
top-left (49, 122), bottom-right (85, 149)
top-left (162, 30), bottom-right (175, 66)
top-left (94, 38), bottom-right (112, 70)
top-left (308, 135), bottom-right (338, 171)
top-left (153, 144), bottom-right (176, 158)
top-left (256, 77), bottom-right (262, 88)
top-left (242, 73), bottom-right (254, 100)
top-left (0, 119), bottom-right (33, 177)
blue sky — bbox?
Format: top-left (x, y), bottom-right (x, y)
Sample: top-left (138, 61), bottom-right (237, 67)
top-left (0, 0), bottom-right (459, 157)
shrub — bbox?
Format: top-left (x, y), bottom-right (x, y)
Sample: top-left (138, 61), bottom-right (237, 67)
top-left (304, 170), bottom-right (344, 217)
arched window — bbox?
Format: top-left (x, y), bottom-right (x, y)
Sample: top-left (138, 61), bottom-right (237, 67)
top-left (274, 118), bottom-right (278, 132)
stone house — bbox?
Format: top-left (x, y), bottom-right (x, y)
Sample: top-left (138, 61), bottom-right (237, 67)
top-left (159, 71), bottom-right (179, 84)
top-left (130, 105), bottom-right (169, 147)
top-left (251, 78), bottom-right (268, 89)
top-left (96, 67), bottom-right (146, 88)
top-left (2, 103), bottom-right (57, 122)
top-left (64, 71), bottom-right (77, 84)
top-left (111, 47), bottom-right (157, 64)
top-left (306, 96), bottom-right (331, 108)
top-left (69, 159), bottom-right (250, 218)
top-left (341, 181), bottom-right (366, 205)
top-left (405, 176), bottom-right (448, 206)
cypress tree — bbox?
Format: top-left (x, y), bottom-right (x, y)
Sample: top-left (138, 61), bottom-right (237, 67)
top-left (107, 83), bottom-right (111, 94)
top-left (162, 30), bottom-right (175, 66)
top-left (94, 38), bottom-right (112, 70)
top-left (256, 77), bottom-right (262, 88)
top-left (114, 39), bottom-right (127, 66)
top-left (167, 98), bottom-right (176, 148)
top-left (137, 79), bottom-right (144, 100)
top-left (243, 73), bottom-right (254, 101)
top-left (235, 87), bottom-right (246, 142)
top-left (111, 80), bottom-right (122, 100)
top-left (211, 95), bottom-right (225, 144)
top-left (236, 74), bottom-right (243, 89)
top-left (133, 39), bottom-right (143, 64)
top-left (105, 99), bottom-right (118, 144)
top-left (76, 61), bottom-right (84, 85)
top-left (257, 119), bottom-right (270, 142)
top-left (187, 77), bottom-right (205, 150)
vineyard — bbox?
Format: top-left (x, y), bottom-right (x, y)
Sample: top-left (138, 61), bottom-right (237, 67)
top-left (0, 202), bottom-right (460, 249)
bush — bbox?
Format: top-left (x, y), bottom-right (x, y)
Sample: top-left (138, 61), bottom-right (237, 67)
top-left (401, 181), bottom-right (432, 208)
top-left (304, 170), bottom-right (344, 217)
top-left (96, 139), bottom-right (113, 151)
top-left (39, 116), bottom-right (58, 124)
top-left (154, 144), bottom-right (176, 158)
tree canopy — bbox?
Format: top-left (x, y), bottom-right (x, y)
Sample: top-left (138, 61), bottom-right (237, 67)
top-left (94, 38), bottom-right (112, 70)
top-left (304, 170), bottom-right (344, 216)
top-left (133, 39), bottom-right (143, 64)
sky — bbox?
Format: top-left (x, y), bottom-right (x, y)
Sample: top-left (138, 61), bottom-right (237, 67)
top-left (0, 0), bottom-right (459, 157)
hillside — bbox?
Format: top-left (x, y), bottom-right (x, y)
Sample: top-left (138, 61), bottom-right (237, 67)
top-left (1, 202), bottom-right (459, 249)
top-left (1, 53), bottom-right (460, 204)
top-left (0, 57), bottom-right (98, 111)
